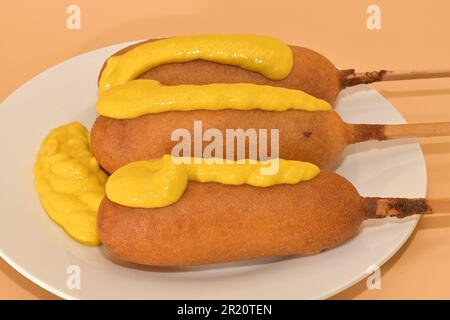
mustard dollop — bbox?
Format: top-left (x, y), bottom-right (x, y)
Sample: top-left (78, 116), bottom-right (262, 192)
top-left (98, 34), bottom-right (294, 93)
top-left (106, 155), bottom-right (320, 208)
top-left (33, 122), bottom-right (108, 246)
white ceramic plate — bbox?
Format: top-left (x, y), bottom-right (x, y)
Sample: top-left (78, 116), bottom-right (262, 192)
top-left (0, 42), bottom-right (426, 300)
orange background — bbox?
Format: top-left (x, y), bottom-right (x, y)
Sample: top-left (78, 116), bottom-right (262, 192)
top-left (1, 0), bottom-right (450, 299)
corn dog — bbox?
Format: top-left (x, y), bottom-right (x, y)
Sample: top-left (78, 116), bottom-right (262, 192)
top-left (92, 109), bottom-right (450, 174)
top-left (101, 37), bottom-right (450, 105)
top-left (91, 110), bottom-right (349, 173)
top-left (98, 170), bottom-right (431, 266)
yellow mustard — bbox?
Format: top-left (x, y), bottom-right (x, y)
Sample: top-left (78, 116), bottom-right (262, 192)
top-left (97, 79), bottom-right (331, 119)
top-left (106, 154), bottom-right (320, 208)
top-left (98, 34), bottom-right (293, 93)
top-left (33, 122), bottom-right (108, 246)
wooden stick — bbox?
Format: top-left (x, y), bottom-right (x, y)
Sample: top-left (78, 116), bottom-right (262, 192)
top-left (383, 122), bottom-right (450, 140)
top-left (349, 122), bottom-right (450, 143)
top-left (363, 197), bottom-right (431, 219)
top-left (427, 198), bottom-right (450, 215)
top-left (344, 69), bottom-right (450, 87)
top-left (363, 197), bottom-right (450, 219)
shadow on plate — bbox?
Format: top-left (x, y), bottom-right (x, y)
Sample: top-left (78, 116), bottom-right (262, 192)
top-left (328, 138), bottom-right (420, 172)
top-left (100, 247), bottom-right (304, 273)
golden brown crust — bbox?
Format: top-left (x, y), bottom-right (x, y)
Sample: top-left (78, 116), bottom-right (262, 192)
top-left (91, 110), bottom-right (351, 173)
top-left (99, 39), bottom-right (342, 104)
top-left (98, 171), bottom-right (364, 266)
